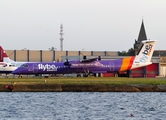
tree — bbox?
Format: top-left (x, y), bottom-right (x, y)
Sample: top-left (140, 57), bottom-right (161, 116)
top-left (119, 48), bottom-right (135, 56)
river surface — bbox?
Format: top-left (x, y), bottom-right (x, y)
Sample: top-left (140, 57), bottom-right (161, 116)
top-left (0, 92), bottom-right (166, 120)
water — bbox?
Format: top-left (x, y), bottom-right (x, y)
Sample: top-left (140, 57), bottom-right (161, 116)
top-left (0, 92), bottom-right (166, 120)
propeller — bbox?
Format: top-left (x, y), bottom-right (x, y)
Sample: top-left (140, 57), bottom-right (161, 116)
top-left (64, 58), bottom-right (70, 66)
top-left (98, 56), bottom-right (101, 61)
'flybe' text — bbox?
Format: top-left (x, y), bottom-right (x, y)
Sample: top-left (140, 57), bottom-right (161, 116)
top-left (142, 44), bottom-right (153, 56)
top-left (139, 44), bottom-right (153, 63)
top-left (38, 64), bottom-right (57, 71)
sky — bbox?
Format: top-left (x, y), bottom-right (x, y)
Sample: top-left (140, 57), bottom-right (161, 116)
top-left (0, 0), bottom-right (166, 51)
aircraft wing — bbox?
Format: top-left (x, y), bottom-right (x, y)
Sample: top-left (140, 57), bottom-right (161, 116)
top-left (80, 58), bottom-right (98, 63)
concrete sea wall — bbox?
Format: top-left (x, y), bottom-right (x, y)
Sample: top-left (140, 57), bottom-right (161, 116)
top-left (2, 84), bottom-right (166, 92)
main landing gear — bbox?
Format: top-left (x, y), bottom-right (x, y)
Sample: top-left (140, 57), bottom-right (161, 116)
top-left (77, 74), bottom-right (81, 77)
top-left (76, 73), bottom-right (95, 77)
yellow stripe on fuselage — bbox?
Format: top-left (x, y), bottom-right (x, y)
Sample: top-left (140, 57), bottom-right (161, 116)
top-left (120, 57), bottom-right (133, 71)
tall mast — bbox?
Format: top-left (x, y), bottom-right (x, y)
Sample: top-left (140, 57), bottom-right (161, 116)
top-left (60, 24), bottom-right (64, 51)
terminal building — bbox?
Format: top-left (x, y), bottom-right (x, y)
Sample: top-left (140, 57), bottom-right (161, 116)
top-left (3, 20), bottom-right (166, 77)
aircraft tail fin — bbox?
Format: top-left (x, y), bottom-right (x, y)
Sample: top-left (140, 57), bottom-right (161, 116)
top-left (131, 40), bottom-right (158, 69)
top-left (0, 46), bottom-right (9, 62)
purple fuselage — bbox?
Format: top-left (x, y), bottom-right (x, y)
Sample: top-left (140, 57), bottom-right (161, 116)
top-left (12, 59), bottom-right (125, 75)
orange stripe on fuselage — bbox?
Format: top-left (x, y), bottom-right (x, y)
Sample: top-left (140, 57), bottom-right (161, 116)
top-left (120, 56), bottom-right (135, 72)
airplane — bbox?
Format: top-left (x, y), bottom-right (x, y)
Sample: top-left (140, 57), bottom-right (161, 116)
top-left (12, 40), bottom-right (158, 77)
top-left (0, 46), bottom-right (18, 75)
top-left (0, 46), bottom-right (28, 76)
top-left (0, 46), bottom-right (26, 67)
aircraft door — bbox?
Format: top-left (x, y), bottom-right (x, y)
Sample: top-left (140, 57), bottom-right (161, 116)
top-left (33, 64), bottom-right (38, 73)
top-left (109, 62), bottom-right (114, 71)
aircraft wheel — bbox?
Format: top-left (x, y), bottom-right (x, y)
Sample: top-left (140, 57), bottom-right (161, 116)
top-left (77, 74), bottom-right (81, 77)
top-left (83, 74), bottom-right (88, 77)
top-left (90, 73), bottom-right (96, 77)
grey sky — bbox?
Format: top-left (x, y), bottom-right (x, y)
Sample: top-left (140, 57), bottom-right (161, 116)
top-left (0, 0), bottom-right (165, 51)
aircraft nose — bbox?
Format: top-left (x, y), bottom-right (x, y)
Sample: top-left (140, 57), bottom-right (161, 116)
top-left (12, 69), bottom-right (20, 74)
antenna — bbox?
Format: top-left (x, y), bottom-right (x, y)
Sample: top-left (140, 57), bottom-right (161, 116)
top-left (60, 24), bottom-right (64, 51)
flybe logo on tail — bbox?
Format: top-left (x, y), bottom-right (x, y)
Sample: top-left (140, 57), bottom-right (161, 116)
top-left (142, 44), bottom-right (153, 56)
top-left (38, 64), bottom-right (57, 71)
top-left (139, 44), bottom-right (153, 63)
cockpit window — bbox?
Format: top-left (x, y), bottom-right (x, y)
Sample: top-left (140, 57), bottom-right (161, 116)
top-left (24, 64), bottom-right (29, 67)
top-left (3, 64), bottom-right (7, 67)
top-left (21, 64), bottom-right (29, 68)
